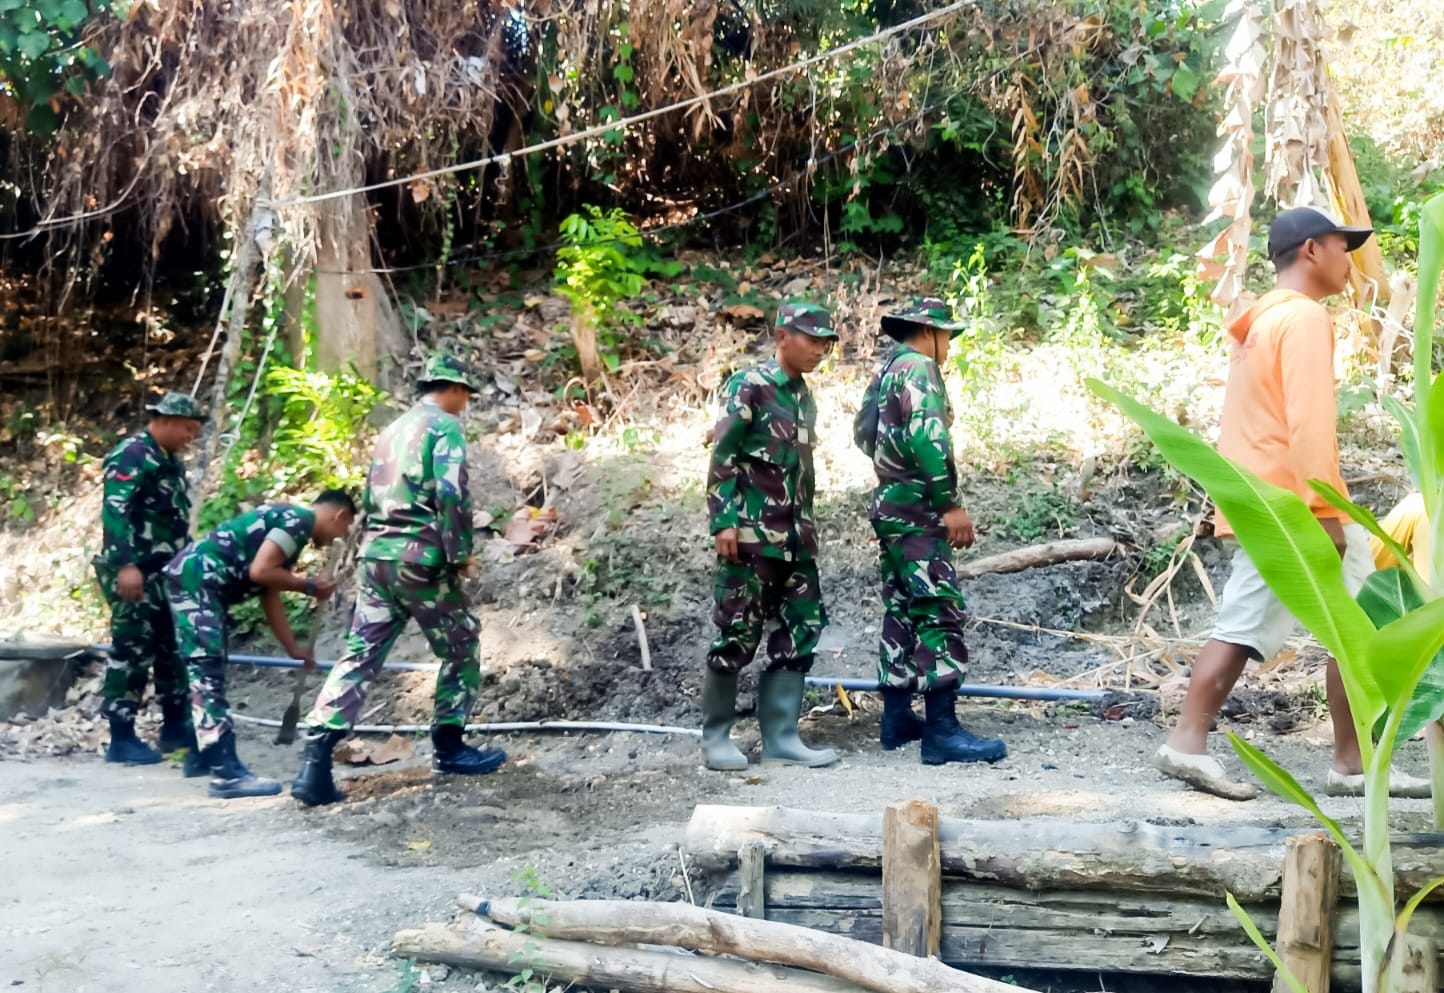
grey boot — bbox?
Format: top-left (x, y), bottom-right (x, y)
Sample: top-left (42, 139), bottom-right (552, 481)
top-left (700, 669), bottom-right (748, 771)
top-left (758, 669), bottom-right (838, 767)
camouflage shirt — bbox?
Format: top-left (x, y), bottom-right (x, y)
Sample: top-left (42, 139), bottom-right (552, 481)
top-left (99, 429), bottom-right (192, 571)
top-left (867, 344), bottom-right (959, 536)
top-left (360, 397), bottom-right (473, 568)
top-left (169, 502), bottom-right (316, 606)
top-left (707, 359), bottom-right (818, 561)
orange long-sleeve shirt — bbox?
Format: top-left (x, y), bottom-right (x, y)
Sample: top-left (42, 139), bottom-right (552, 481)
top-left (1213, 289), bottom-right (1350, 538)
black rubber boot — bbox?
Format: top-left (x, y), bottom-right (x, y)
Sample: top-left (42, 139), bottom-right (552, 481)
top-left (757, 669), bottom-right (838, 767)
top-left (105, 715), bottom-right (163, 765)
top-left (157, 697), bottom-right (197, 755)
top-left (431, 724), bottom-right (507, 776)
top-left (292, 729), bottom-right (348, 807)
top-left (700, 669), bottom-right (748, 771)
top-left (203, 733), bottom-right (283, 799)
top-left (920, 690), bottom-right (1006, 765)
top-left (879, 686), bottom-right (925, 750)
top-left (182, 746), bottom-right (208, 779)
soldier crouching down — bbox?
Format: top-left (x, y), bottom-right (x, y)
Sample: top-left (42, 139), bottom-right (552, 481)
top-left (165, 493), bottom-right (355, 799)
top-left (701, 301), bottom-right (840, 771)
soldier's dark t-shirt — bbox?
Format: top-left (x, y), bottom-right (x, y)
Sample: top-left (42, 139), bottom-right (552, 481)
top-left (165, 503), bottom-right (315, 606)
top-left (98, 429), bottom-right (191, 572)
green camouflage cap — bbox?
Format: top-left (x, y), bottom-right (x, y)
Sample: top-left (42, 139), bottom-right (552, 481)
top-left (775, 301), bottom-right (838, 340)
top-left (420, 353), bottom-right (480, 393)
top-left (145, 391), bottom-right (207, 421)
top-left (880, 296), bottom-right (966, 341)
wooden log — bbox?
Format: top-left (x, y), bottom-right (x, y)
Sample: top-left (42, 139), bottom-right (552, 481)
top-left (685, 806), bottom-right (1444, 903)
top-left (739, 840), bottom-right (767, 920)
top-left (1389, 935), bottom-right (1438, 993)
top-left (956, 538), bottom-right (1117, 579)
top-left (460, 894), bottom-right (1027, 993)
top-left (392, 921), bottom-right (873, 993)
top-left (882, 799), bottom-right (941, 957)
top-left (1273, 832), bottom-right (1340, 993)
top-left (703, 868), bottom-right (1444, 985)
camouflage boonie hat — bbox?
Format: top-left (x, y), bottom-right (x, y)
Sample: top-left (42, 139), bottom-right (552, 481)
top-left (880, 296), bottom-right (966, 341)
top-left (775, 301), bottom-right (838, 340)
top-left (145, 391), bottom-right (207, 421)
top-left (420, 353), bottom-right (480, 393)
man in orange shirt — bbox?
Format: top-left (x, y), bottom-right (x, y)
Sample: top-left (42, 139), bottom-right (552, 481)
top-left (1155, 206), bottom-right (1431, 801)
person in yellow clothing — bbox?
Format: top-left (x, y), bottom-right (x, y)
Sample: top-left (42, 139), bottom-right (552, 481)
top-left (1371, 492), bottom-right (1430, 574)
top-left (1153, 206), bottom-right (1431, 801)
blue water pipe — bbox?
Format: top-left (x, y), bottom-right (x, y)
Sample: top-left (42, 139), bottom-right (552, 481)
top-left (87, 645), bottom-right (1110, 703)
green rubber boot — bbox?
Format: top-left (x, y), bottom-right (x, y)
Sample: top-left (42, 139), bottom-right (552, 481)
top-left (700, 669), bottom-right (748, 771)
top-left (758, 669), bottom-right (838, 768)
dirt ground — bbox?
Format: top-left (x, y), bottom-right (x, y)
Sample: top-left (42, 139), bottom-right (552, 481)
top-left (3, 677), bottom-right (1437, 993)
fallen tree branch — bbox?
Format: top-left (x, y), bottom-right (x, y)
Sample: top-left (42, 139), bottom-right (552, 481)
top-left (392, 921), bottom-right (872, 993)
top-left (957, 538), bottom-right (1118, 579)
top-left (458, 894), bottom-right (1028, 993)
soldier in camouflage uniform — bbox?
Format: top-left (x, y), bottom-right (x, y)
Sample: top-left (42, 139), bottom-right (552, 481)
top-left (292, 354), bottom-right (505, 807)
top-left (701, 302), bottom-right (840, 771)
top-left (95, 391), bottom-right (206, 767)
top-left (165, 492), bottom-right (356, 798)
top-left (858, 297), bottom-right (1005, 765)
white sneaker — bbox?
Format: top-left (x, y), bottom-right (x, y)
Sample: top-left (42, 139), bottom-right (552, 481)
top-left (1153, 744), bottom-right (1259, 801)
top-left (1325, 768), bottom-right (1432, 799)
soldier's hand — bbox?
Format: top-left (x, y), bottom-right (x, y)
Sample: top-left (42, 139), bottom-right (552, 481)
top-left (715, 528), bottom-right (741, 564)
top-left (293, 650), bottom-right (317, 672)
top-left (117, 564), bottom-right (146, 604)
top-left (455, 558), bottom-right (479, 579)
top-left (312, 576), bottom-right (337, 601)
top-left (943, 506), bottom-right (976, 549)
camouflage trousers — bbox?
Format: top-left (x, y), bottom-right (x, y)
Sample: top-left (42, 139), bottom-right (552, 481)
top-left (94, 561), bottom-right (187, 720)
top-left (875, 530), bottom-right (967, 691)
top-left (707, 555), bottom-right (825, 674)
top-left (164, 555), bottom-right (235, 751)
top-left (306, 560), bottom-right (480, 731)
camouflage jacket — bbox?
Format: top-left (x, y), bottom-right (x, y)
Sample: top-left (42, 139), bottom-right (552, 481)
top-left (168, 502), bottom-right (315, 606)
top-left (98, 429), bottom-right (192, 572)
top-left (360, 398), bottom-right (473, 569)
top-left (707, 359), bottom-right (818, 561)
top-left (867, 344), bottom-right (959, 536)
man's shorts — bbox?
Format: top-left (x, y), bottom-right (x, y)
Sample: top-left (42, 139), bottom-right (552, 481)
top-left (1211, 522), bottom-right (1372, 661)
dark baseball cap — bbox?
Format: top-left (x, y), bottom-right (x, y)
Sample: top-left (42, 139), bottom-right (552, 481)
top-left (1267, 206), bottom-right (1373, 260)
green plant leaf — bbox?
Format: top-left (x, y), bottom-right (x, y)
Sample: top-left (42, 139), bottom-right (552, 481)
top-left (1367, 599), bottom-right (1444, 712)
top-left (1225, 892), bottom-right (1310, 993)
top-left (1357, 568), bottom-right (1425, 629)
top-left (1382, 395), bottom-right (1423, 490)
top-left (1171, 63), bottom-right (1200, 102)
top-left (1311, 482), bottom-right (1427, 594)
top-left (1395, 875), bottom-right (1444, 936)
top-left (1088, 379), bottom-right (1383, 723)
top-left (1229, 734), bottom-right (1347, 843)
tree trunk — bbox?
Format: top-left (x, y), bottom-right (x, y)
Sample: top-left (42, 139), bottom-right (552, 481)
top-left (392, 921), bottom-right (873, 993)
top-left (460, 894), bottom-right (1027, 993)
top-left (572, 308), bottom-right (602, 384)
top-left (312, 194), bottom-right (404, 385)
top-left (1273, 833), bottom-right (1340, 993)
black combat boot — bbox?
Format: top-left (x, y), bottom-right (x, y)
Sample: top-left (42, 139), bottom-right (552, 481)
top-left (879, 686), bottom-right (925, 750)
top-left (919, 690), bottom-right (1006, 765)
top-left (105, 714), bottom-right (163, 765)
top-left (431, 724), bottom-right (507, 776)
top-left (157, 697), bottom-right (197, 755)
top-left (291, 729), bottom-right (348, 807)
top-left (202, 732), bottom-right (283, 799)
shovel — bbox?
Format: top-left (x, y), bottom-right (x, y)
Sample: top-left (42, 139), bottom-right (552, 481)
top-left (275, 596), bottom-right (329, 746)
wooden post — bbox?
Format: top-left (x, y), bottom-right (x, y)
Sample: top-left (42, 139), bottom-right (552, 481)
top-left (882, 798), bottom-right (941, 958)
top-left (1273, 832), bottom-right (1340, 993)
top-left (1390, 935), bottom-right (1438, 993)
top-left (738, 840), bottom-right (767, 920)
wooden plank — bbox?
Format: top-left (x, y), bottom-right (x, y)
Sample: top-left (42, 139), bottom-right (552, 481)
top-left (738, 840), bottom-right (767, 920)
top-left (685, 806), bottom-right (1444, 903)
top-left (1273, 833), bottom-right (1340, 993)
top-left (883, 799), bottom-right (941, 957)
top-left (1390, 935), bottom-right (1438, 993)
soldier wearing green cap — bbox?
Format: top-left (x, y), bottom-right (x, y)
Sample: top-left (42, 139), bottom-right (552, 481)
top-left (292, 352), bottom-right (506, 806)
top-left (700, 301), bottom-right (840, 771)
top-left (857, 297), bottom-right (1006, 766)
top-left (93, 390), bottom-right (207, 767)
